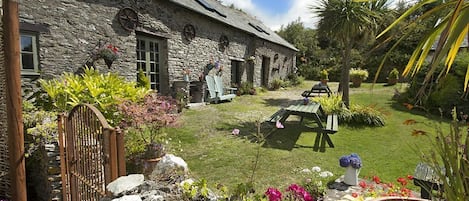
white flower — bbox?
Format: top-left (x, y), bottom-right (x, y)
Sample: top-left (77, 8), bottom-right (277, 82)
top-left (311, 166), bottom-right (321, 172)
top-left (301, 168), bottom-right (312, 173)
top-left (319, 171), bottom-right (333, 178)
top-left (180, 178), bottom-right (194, 186)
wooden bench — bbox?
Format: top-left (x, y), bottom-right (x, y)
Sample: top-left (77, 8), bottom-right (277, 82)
top-left (324, 114), bottom-right (338, 134)
top-left (265, 108), bottom-right (287, 123)
top-left (413, 163), bottom-right (443, 199)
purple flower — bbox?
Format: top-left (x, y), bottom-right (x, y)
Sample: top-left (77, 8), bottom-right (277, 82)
top-left (265, 187), bottom-right (282, 201)
top-left (339, 153), bottom-right (362, 169)
top-left (339, 155), bottom-right (351, 167)
top-left (350, 157), bottom-right (362, 169)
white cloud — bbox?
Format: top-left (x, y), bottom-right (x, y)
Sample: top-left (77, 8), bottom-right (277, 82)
top-left (221, 0), bottom-right (321, 31)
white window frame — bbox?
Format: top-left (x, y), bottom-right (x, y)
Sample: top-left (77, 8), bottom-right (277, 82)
top-left (20, 32), bottom-right (39, 75)
top-left (136, 35), bottom-right (161, 90)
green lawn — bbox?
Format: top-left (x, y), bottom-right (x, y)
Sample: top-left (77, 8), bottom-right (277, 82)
top-left (163, 81), bottom-right (449, 193)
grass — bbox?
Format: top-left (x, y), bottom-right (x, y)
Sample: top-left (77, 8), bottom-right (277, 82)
top-left (163, 80), bottom-right (449, 194)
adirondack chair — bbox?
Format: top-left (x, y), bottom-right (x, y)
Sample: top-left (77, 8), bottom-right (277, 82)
top-left (205, 75), bottom-right (236, 103)
top-left (214, 75), bottom-right (237, 98)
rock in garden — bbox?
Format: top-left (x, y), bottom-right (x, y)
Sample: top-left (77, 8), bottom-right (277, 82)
top-left (151, 154), bottom-right (188, 176)
top-left (111, 195), bottom-right (142, 201)
top-left (107, 174), bottom-right (145, 196)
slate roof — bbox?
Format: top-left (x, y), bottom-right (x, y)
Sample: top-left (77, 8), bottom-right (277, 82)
top-left (169, 0), bottom-right (298, 51)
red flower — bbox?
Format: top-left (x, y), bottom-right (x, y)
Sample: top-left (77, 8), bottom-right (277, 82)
top-left (372, 176), bottom-right (381, 184)
top-left (352, 192), bottom-right (359, 198)
top-left (359, 181), bottom-right (367, 188)
top-left (397, 177), bottom-right (408, 186)
top-left (407, 175), bottom-right (414, 180)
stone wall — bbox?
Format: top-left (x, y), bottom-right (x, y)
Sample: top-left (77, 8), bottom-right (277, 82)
top-left (0, 7), bottom-right (11, 198)
top-left (19, 0), bottom-right (296, 92)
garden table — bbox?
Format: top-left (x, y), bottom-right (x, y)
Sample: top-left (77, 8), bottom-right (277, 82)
top-left (267, 102), bottom-right (338, 149)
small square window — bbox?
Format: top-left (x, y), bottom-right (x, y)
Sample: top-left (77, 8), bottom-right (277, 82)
top-left (20, 32), bottom-right (39, 74)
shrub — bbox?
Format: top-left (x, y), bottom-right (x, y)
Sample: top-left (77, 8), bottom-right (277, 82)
top-left (270, 78), bottom-right (284, 90)
top-left (319, 69), bottom-right (329, 80)
top-left (423, 109), bottom-right (469, 200)
top-left (136, 68), bottom-right (151, 89)
top-left (348, 104), bottom-right (386, 126)
top-left (312, 94), bottom-right (344, 115)
top-left (388, 68), bottom-right (399, 80)
top-left (312, 95), bottom-right (385, 126)
top-left (238, 82), bottom-right (256, 95)
top-left (22, 100), bottom-right (58, 157)
top-left (287, 73), bottom-right (304, 86)
top-left (39, 67), bottom-right (150, 126)
top-left (117, 93), bottom-right (179, 157)
top-left (349, 68), bottom-right (369, 81)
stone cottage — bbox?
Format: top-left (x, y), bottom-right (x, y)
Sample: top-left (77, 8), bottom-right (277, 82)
top-left (19, 0), bottom-right (298, 96)
top-left (0, 0), bottom-right (297, 199)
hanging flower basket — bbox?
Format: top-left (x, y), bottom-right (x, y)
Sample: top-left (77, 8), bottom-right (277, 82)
top-left (92, 43), bottom-right (119, 68)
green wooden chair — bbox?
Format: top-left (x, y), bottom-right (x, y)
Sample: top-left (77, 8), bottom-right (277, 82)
top-left (205, 75), bottom-right (236, 103)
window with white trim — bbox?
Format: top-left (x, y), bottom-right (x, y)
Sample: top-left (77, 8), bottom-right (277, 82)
top-left (136, 35), bottom-right (161, 90)
top-left (20, 32), bottom-right (39, 73)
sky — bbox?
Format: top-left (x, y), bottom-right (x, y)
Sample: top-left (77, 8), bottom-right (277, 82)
top-left (219, 0), bottom-right (410, 31)
top-left (220, 0), bottom-right (321, 31)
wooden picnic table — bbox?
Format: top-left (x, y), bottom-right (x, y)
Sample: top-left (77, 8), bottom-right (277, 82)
top-left (267, 101), bottom-right (339, 148)
top-left (301, 84), bottom-right (332, 97)
top-left (283, 102), bottom-right (326, 126)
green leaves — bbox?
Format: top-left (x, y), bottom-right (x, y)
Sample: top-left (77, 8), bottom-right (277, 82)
top-left (377, 0), bottom-right (469, 94)
top-left (39, 67), bottom-right (151, 126)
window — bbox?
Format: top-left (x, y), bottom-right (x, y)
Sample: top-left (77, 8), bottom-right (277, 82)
top-left (20, 33), bottom-right (39, 73)
top-left (136, 35), bottom-right (161, 90)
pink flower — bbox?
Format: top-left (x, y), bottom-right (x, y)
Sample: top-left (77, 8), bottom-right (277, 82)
top-left (276, 120), bottom-right (284, 129)
top-left (232, 128), bottom-right (240, 135)
top-left (265, 187), bottom-right (282, 201)
top-left (287, 184), bottom-right (313, 201)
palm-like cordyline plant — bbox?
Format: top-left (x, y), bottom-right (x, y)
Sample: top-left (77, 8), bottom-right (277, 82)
top-left (377, 1), bottom-right (469, 199)
top-left (313, 0), bottom-right (382, 107)
top-left (376, 0), bottom-right (469, 105)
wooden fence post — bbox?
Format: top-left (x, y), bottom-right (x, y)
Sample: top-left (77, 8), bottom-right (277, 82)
top-left (3, 0), bottom-right (27, 200)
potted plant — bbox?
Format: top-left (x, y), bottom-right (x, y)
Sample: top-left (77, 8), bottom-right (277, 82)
top-left (339, 153), bottom-right (362, 185)
top-left (94, 44), bottom-right (119, 68)
top-left (319, 69), bottom-right (329, 85)
top-left (387, 68), bottom-right (399, 85)
top-left (349, 68), bottom-right (368, 87)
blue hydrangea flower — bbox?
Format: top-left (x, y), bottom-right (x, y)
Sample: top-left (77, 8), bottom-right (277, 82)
top-left (350, 157), bottom-right (362, 169)
top-left (339, 155), bottom-right (351, 167)
top-left (339, 153), bottom-right (362, 169)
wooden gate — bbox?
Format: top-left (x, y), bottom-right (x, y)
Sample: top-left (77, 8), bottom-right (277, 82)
top-left (58, 104), bottom-right (125, 201)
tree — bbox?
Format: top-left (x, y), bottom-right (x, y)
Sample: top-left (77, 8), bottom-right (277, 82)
top-left (313, 0), bottom-right (381, 107)
top-left (377, 0), bottom-right (469, 105)
top-left (277, 19), bottom-right (322, 79)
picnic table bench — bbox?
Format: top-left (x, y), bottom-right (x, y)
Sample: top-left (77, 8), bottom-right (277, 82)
top-left (266, 101), bottom-right (338, 148)
top-left (413, 163), bottom-right (444, 199)
top-left (301, 84), bottom-right (332, 97)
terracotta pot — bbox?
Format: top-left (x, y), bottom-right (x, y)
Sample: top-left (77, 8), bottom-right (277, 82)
top-left (320, 79), bottom-right (328, 85)
top-left (388, 78), bottom-right (398, 85)
top-left (351, 77), bottom-right (362, 87)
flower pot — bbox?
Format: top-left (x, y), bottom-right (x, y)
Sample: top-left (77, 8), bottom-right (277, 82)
top-left (387, 78), bottom-right (398, 85)
top-left (320, 79), bottom-right (328, 85)
top-left (351, 77), bottom-right (362, 88)
top-left (104, 58), bottom-right (113, 68)
top-left (344, 166), bottom-right (359, 185)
